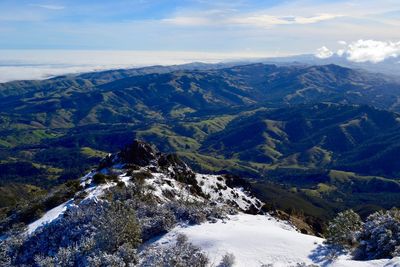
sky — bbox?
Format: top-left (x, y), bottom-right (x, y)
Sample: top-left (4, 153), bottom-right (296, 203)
top-left (1, 0), bottom-right (400, 81)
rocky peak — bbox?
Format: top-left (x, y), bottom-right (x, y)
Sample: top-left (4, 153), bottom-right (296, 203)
top-left (119, 140), bottom-right (158, 166)
top-left (93, 140), bottom-right (262, 213)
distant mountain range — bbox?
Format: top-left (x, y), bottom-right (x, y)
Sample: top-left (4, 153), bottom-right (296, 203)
top-left (1, 62), bottom-right (400, 224)
top-left (258, 54), bottom-right (400, 77)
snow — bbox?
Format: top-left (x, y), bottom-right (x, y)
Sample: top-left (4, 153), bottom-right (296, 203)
top-left (26, 180), bottom-right (117, 235)
top-left (145, 172), bottom-right (203, 203)
top-left (26, 200), bottom-right (75, 235)
top-left (83, 182), bottom-right (114, 202)
top-left (153, 213), bottom-right (399, 267)
top-left (26, 169), bottom-right (125, 235)
top-left (80, 170), bottom-right (95, 187)
top-left (195, 174), bottom-right (261, 211)
top-left (23, 164), bottom-right (400, 266)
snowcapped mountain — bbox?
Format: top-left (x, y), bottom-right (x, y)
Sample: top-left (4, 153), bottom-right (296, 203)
top-left (1, 140), bottom-right (399, 266)
top-left (26, 140), bottom-right (262, 236)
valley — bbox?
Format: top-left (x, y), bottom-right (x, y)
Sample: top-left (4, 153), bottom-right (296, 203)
top-left (1, 63), bottom-right (400, 230)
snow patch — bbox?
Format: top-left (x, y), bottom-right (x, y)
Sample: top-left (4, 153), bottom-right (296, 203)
top-left (153, 213), bottom-right (398, 267)
top-left (26, 200), bottom-right (75, 235)
top-left (196, 174), bottom-right (261, 211)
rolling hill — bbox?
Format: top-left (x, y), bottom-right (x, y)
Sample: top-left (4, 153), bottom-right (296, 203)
top-left (1, 63), bottom-right (400, 225)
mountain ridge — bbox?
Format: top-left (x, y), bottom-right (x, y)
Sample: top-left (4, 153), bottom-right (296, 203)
top-left (1, 62), bottom-right (400, 231)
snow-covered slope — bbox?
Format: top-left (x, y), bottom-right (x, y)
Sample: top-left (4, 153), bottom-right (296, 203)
top-left (26, 200), bottom-right (74, 235)
top-left (152, 214), bottom-right (400, 267)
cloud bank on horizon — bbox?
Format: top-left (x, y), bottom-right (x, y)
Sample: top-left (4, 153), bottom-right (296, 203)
top-left (316, 40), bottom-right (400, 63)
top-left (0, 50), bottom-right (265, 83)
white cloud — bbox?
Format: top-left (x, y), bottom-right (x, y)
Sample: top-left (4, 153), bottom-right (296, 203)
top-left (231, 13), bottom-right (341, 27)
top-left (315, 46), bottom-right (334, 59)
top-left (337, 49), bottom-right (345, 56)
top-left (164, 12), bottom-right (341, 27)
top-left (0, 50), bottom-right (269, 83)
top-left (317, 40), bottom-right (400, 63)
top-left (162, 16), bottom-right (212, 26)
top-left (344, 39), bottom-right (400, 63)
top-left (30, 4), bottom-right (65, 10)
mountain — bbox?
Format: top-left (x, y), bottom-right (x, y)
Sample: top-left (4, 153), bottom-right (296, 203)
top-left (201, 103), bottom-right (400, 175)
top-left (0, 140), bottom-right (398, 266)
top-left (260, 54), bottom-right (400, 78)
top-left (1, 63), bottom-right (400, 229)
top-left (0, 140), bottom-right (263, 265)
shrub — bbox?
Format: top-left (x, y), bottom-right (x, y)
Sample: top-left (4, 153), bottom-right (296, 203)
top-left (140, 233), bottom-right (209, 267)
top-left (116, 181), bottom-right (125, 187)
top-left (132, 171), bottom-right (153, 182)
top-left (355, 208), bottom-right (400, 260)
top-left (95, 201), bottom-right (142, 252)
top-left (74, 191), bottom-right (88, 204)
top-left (92, 173), bottom-right (107, 184)
top-left (218, 253), bottom-right (236, 267)
top-left (325, 209), bottom-right (362, 250)
top-left (2, 199), bottom-right (142, 266)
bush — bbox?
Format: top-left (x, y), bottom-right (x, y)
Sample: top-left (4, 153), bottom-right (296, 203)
top-left (132, 171), bottom-right (153, 182)
top-left (140, 233), bottom-right (209, 267)
top-left (92, 173), bottom-right (107, 184)
top-left (355, 208), bottom-right (400, 260)
top-left (325, 209), bottom-right (362, 250)
top-left (74, 191), bottom-right (88, 204)
top-left (95, 201), bottom-right (142, 252)
top-left (218, 253), bottom-right (236, 267)
top-left (1, 199), bottom-right (142, 266)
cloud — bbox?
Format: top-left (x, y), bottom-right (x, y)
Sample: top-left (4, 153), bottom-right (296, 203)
top-left (317, 40), bottom-right (400, 63)
top-left (231, 13), bottom-right (341, 27)
top-left (0, 50), bottom-right (267, 83)
top-left (30, 4), bottom-right (65, 10)
top-left (315, 46), bottom-right (334, 59)
top-left (164, 12), bottom-right (341, 27)
top-left (337, 49), bottom-right (345, 56)
top-left (162, 16), bottom-right (212, 26)
top-left (344, 39), bottom-right (400, 63)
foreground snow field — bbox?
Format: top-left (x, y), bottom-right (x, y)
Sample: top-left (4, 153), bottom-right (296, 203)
top-left (154, 214), bottom-right (400, 267)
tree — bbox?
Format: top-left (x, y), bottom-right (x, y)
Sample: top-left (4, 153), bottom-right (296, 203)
top-left (95, 201), bottom-right (142, 253)
top-left (325, 209), bottom-right (362, 249)
top-left (355, 208), bottom-right (400, 260)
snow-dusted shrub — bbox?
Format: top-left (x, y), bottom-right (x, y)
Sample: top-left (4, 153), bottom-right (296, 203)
top-left (325, 209), bottom-right (362, 250)
top-left (140, 233), bottom-right (209, 267)
top-left (165, 200), bottom-right (227, 225)
top-left (92, 173), bottom-right (119, 184)
top-left (355, 208), bottom-right (400, 260)
top-left (172, 201), bottom-right (208, 225)
top-left (0, 234), bottom-right (24, 266)
top-left (218, 252), bottom-right (236, 267)
top-left (3, 199), bottom-right (141, 266)
top-left (106, 185), bottom-right (176, 241)
top-left (74, 190), bottom-right (89, 204)
top-left (131, 170), bottom-right (153, 181)
top-left (136, 202), bottom-right (176, 241)
top-left (86, 244), bottom-right (138, 267)
top-left (95, 201), bottom-right (141, 252)
top-left (92, 173), bottom-right (108, 184)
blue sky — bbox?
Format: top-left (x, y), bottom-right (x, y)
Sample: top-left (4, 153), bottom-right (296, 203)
top-left (0, 0), bottom-right (400, 56)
